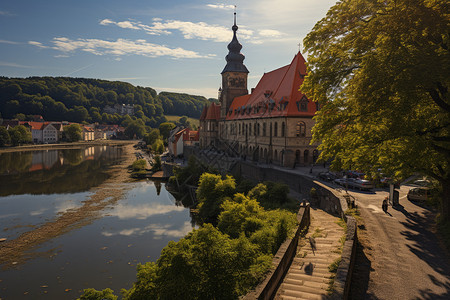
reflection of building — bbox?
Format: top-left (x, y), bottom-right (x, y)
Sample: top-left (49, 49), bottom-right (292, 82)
top-left (30, 150), bottom-right (60, 171)
top-left (199, 14), bottom-right (319, 167)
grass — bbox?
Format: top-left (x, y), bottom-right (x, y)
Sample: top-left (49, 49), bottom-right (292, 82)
top-left (327, 257), bottom-right (342, 294)
top-left (165, 115), bottom-right (199, 127)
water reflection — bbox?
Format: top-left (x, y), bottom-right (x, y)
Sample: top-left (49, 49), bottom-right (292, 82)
top-left (0, 146), bottom-right (123, 196)
top-left (0, 180), bottom-right (194, 300)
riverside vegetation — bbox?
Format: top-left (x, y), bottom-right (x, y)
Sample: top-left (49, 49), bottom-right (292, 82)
top-left (78, 158), bottom-right (300, 299)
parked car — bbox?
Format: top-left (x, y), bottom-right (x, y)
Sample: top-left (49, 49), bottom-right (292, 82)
top-left (318, 172), bottom-right (336, 181)
top-left (407, 187), bottom-right (430, 201)
top-left (334, 177), bottom-right (355, 187)
top-left (350, 179), bottom-right (374, 190)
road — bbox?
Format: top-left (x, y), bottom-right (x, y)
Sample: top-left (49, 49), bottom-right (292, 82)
top-left (346, 185), bottom-right (450, 299)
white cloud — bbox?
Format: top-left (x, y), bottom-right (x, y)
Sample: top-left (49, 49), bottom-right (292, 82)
top-left (0, 61), bottom-right (33, 68)
top-left (99, 18), bottom-right (255, 43)
top-left (107, 202), bottom-right (186, 220)
top-left (102, 221), bottom-right (193, 238)
top-left (28, 41), bottom-right (48, 48)
top-left (0, 39), bottom-right (19, 45)
top-left (207, 4), bottom-right (235, 10)
top-left (29, 37), bottom-right (214, 59)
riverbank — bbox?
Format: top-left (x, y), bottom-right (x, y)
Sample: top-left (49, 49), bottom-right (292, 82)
top-left (0, 142), bottom-right (139, 269)
top-left (0, 139), bottom-right (136, 154)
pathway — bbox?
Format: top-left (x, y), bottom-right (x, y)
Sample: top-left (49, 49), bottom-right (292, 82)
top-left (275, 207), bottom-right (345, 300)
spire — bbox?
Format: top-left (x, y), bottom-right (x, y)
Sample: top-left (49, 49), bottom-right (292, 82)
top-left (221, 9), bottom-right (249, 74)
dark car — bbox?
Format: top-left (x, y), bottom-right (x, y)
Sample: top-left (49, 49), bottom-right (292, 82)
top-left (318, 172), bottom-right (336, 181)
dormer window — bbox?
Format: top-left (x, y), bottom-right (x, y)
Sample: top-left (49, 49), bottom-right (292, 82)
top-left (296, 96), bottom-right (309, 112)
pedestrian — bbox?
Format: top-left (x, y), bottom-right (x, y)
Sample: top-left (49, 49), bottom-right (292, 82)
top-left (382, 197), bottom-right (388, 213)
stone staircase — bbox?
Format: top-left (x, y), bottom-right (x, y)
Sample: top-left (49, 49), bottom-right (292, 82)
top-left (275, 208), bottom-right (345, 300)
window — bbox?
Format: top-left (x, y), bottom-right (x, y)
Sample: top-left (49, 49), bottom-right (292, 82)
top-left (281, 122), bottom-right (286, 137)
top-left (239, 123), bottom-right (241, 135)
top-left (257, 123), bottom-right (260, 136)
top-left (296, 121), bottom-right (306, 137)
top-left (274, 122), bottom-right (278, 137)
top-left (254, 123), bottom-right (257, 136)
top-left (263, 123), bottom-right (266, 136)
top-left (249, 124), bottom-right (251, 135)
top-left (296, 96), bottom-right (309, 112)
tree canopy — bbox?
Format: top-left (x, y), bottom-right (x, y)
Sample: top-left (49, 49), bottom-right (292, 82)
top-left (0, 77), bottom-right (212, 127)
top-left (302, 0), bottom-right (449, 218)
top-left (63, 123), bottom-right (83, 142)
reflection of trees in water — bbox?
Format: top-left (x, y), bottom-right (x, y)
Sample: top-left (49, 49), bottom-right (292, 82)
top-left (0, 146), bottom-right (124, 196)
top-left (0, 152), bottom-right (33, 174)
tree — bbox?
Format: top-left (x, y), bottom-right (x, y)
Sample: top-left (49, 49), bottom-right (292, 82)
top-left (8, 125), bottom-right (32, 146)
top-left (143, 129), bottom-right (161, 146)
top-left (64, 123), bottom-right (83, 142)
top-left (159, 122), bottom-right (176, 141)
top-left (152, 139), bottom-right (165, 154)
top-left (302, 0), bottom-right (450, 219)
top-left (78, 288), bottom-right (117, 300)
top-left (0, 126), bottom-right (11, 146)
top-left (125, 120), bottom-right (146, 139)
top-left (196, 173), bottom-right (236, 222)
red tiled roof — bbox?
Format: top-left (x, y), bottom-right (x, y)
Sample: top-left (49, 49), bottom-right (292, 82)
top-left (205, 102), bottom-right (221, 120)
top-left (226, 52), bottom-right (315, 120)
top-left (199, 106), bottom-right (208, 121)
top-left (183, 129), bottom-right (199, 141)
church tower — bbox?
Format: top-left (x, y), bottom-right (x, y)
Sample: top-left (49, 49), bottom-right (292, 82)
top-left (219, 11), bottom-right (249, 119)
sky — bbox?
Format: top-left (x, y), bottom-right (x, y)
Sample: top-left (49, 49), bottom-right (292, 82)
top-left (0, 0), bottom-right (337, 99)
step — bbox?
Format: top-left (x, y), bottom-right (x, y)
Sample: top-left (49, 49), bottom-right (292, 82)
top-left (284, 277), bottom-right (329, 290)
top-left (286, 273), bottom-right (331, 283)
top-left (279, 287), bottom-right (325, 300)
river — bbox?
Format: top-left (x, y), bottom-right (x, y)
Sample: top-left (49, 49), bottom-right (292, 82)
top-left (0, 145), bottom-right (194, 299)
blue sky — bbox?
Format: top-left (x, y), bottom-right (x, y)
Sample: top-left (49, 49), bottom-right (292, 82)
top-left (0, 0), bottom-right (336, 99)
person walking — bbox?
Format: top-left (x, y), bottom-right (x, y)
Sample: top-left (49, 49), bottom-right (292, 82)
top-left (382, 197), bottom-right (388, 213)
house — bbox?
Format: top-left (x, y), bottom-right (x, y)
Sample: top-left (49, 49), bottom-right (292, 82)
top-left (199, 14), bottom-right (319, 167)
top-left (183, 129), bottom-right (199, 146)
top-left (168, 127), bottom-right (187, 157)
top-left (82, 126), bottom-right (95, 141)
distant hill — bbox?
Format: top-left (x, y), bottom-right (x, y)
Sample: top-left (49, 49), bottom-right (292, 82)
top-left (0, 76), bottom-right (214, 127)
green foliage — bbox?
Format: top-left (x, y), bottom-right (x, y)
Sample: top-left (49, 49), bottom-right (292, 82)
top-left (158, 122), bottom-right (176, 140)
top-left (124, 119), bottom-right (146, 139)
top-left (152, 155), bottom-right (162, 172)
top-left (8, 125), bottom-right (32, 146)
top-left (159, 92), bottom-right (212, 119)
top-left (132, 159), bottom-right (147, 171)
top-left (0, 77), bottom-right (208, 128)
top-left (151, 139), bottom-right (165, 154)
top-left (63, 123), bottom-right (82, 142)
top-left (248, 181), bottom-right (296, 210)
top-left (302, 0), bottom-right (450, 218)
top-left (123, 224), bottom-right (273, 300)
top-left (196, 173), bottom-right (236, 223)
top-left (78, 288), bottom-right (117, 300)
top-left (143, 128), bottom-right (161, 146)
top-left (0, 126), bottom-right (11, 146)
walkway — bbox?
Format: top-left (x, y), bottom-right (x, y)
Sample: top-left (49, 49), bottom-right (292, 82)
top-left (275, 207), bottom-right (345, 300)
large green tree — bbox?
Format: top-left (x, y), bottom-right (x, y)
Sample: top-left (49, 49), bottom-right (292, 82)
top-left (64, 123), bottom-right (83, 142)
top-left (0, 126), bottom-right (11, 146)
top-left (302, 0), bottom-right (449, 218)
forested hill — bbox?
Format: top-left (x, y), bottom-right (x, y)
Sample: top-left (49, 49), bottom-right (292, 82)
top-left (0, 76), bottom-right (214, 127)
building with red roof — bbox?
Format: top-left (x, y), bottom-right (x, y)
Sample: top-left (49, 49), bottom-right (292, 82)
top-left (199, 13), bottom-right (319, 167)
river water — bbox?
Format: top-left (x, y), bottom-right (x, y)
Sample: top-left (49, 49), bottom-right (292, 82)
top-left (0, 146), bottom-right (194, 299)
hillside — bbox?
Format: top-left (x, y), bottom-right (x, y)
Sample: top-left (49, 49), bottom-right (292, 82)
top-left (0, 76), bottom-right (214, 127)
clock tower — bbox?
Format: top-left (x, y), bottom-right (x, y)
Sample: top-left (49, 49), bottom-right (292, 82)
top-left (220, 11), bottom-right (249, 119)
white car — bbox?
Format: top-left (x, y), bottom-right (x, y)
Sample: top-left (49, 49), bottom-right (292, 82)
top-left (407, 187), bottom-right (430, 201)
top-left (350, 179), bottom-right (375, 190)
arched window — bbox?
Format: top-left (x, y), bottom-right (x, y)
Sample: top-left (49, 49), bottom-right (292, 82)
top-left (263, 123), bottom-right (266, 136)
top-left (281, 122), bottom-right (286, 137)
top-left (296, 121), bottom-right (306, 137)
top-left (274, 122), bottom-right (278, 137)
